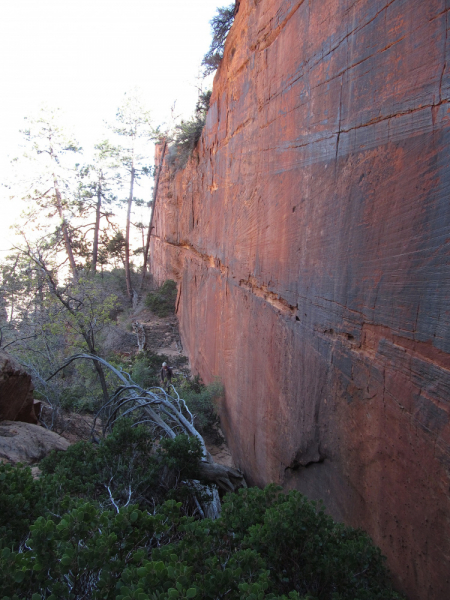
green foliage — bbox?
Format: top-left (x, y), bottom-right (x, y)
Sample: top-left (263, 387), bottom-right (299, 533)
top-left (145, 279), bottom-right (178, 317)
top-left (0, 473), bottom-right (402, 600)
top-left (242, 489), bottom-right (394, 599)
top-left (131, 351), bottom-right (171, 388)
top-left (0, 463), bottom-right (40, 551)
top-left (60, 382), bottom-right (97, 412)
top-left (0, 501), bottom-right (169, 600)
top-left (39, 421), bottom-right (203, 513)
top-left (105, 230), bottom-right (127, 264)
top-left (180, 376), bottom-right (223, 437)
top-left (1, 255), bottom-right (122, 417)
top-left (202, 5), bottom-right (236, 76)
top-left (118, 486), bottom-right (402, 600)
top-left (167, 92), bottom-right (211, 172)
top-left (159, 435), bottom-right (204, 480)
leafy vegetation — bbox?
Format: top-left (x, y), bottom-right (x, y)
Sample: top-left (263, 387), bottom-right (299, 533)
top-left (0, 445), bottom-right (402, 600)
top-left (38, 421), bottom-right (204, 514)
top-left (202, 4), bottom-right (236, 76)
top-left (145, 279), bottom-right (178, 317)
top-left (1, 258), bottom-right (123, 419)
top-left (130, 352), bottom-right (172, 388)
top-left (179, 375), bottom-right (223, 438)
top-left (0, 463), bottom-right (40, 551)
top-left (167, 92), bottom-right (211, 172)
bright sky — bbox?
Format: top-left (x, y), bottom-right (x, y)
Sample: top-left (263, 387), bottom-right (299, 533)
top-left (0, 0), bottom-right (224, 253)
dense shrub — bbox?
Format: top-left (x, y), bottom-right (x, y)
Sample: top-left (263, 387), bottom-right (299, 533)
top-left (0, 483), bottom-right (403, 600)
top-left (145, 279), bottom-right (178, 317)
top-left (180, 375), bottom-right (223, 438)
top-left (38, 420), bottom-right (203, 515)
top-left (0, 501), bottom-right (173, 600)
top-left (0, 463), bottom-right (40, 551)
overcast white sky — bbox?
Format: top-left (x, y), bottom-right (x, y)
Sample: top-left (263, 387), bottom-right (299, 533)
top-left (0, 0), bottom-right (225, 251)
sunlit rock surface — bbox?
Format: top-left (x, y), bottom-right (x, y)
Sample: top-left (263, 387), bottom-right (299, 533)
top-left (150, 1), bottom-right (450, 598)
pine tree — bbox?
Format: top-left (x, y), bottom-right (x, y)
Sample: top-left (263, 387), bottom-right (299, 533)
top-left (16, 107), bottom-right (82, 280)
top-left (109, 90), bottom-right (154, 302)
top-left (76, 140), bottom-right (120, 273)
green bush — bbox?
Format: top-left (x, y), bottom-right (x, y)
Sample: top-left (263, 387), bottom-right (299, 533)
top-left (167, 91), bottom-right (211, 172)
top-left (0, 501), bottom-right (170, 600)
top-left (180, 376), bottom-right (223, 438)
top-left (0, 485), bottom-right (402, 600)
top-left (0, 463), bottom-right (40, 551)
top-left (60, 382), bottom-right (97, 413)
top-left (148, 486), bottom-right (402, 600)
top-left (131, 351), bottom-right (171, 388)
top-left (243, 489), bottom-right (394, 599)
top-left (39, 421), bottom-right (203, 514)
top-left (145, 279), bottom-right (178, 317)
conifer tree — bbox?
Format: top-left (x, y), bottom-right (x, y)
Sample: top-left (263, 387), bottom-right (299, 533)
top-left (16, 107), bottom-right (82, 280)
top-left (109, 91), bottom-right (154, 302)
top-left (76, 140), bottom-right (120, 273)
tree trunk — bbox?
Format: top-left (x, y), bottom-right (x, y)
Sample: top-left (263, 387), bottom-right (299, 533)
top-left (53, 174), bottom-right (78, 280)
top-left (92, 183), bottom-right (102, 273)
top-left (125, 166), bottom-right (135, 300)
top-left (92, 357), bottom-right (109, 404)
top-left (141, 140), bottom-right (167, 290)
top-left (82, 332), bottom-right (109, 404)
top-left (198, 457), bottom-right (247, 493)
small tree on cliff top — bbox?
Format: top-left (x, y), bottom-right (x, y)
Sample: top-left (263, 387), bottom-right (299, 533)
top-left (167, 91), bottom-right (212, 172)
top-left (202, 4), bottom-right (236, 76)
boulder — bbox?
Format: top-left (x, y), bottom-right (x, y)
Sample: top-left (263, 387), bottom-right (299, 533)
top-left (0, 421), bottom-right (70, 464)
top-left (0, 351), bottom-right (38, 424)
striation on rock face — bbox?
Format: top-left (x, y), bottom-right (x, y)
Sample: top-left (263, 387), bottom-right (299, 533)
top-left (150, 1), bottom-right (450, 598)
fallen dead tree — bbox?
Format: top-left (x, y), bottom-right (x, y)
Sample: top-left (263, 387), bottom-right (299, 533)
top-left (47, 353), bottom-right (246, 495)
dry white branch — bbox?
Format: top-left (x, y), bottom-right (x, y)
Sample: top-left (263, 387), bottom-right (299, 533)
top-left (48, 353), bottom-right (246, 495)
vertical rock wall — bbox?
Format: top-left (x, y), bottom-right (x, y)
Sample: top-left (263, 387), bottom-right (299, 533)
top-left (150, 1), bottom-right (450, 598)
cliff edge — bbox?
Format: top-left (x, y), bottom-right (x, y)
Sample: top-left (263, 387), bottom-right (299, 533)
top-left (150, 1), bottom-right (450, 598)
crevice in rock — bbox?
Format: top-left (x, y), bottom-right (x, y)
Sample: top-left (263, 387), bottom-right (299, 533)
top-left (155, 237), bottom-right (300, 317)
top-left (285, 454), bottom-right (326, 472)
top-left (284, 440), bottom-right (327, 472)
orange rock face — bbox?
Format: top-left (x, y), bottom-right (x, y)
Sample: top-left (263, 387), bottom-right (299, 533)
top-left (150, 1), bottom-right (450, 598)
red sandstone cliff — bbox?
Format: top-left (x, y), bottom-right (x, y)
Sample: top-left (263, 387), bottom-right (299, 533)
top-left (150, 1), bottom-right (450, 598)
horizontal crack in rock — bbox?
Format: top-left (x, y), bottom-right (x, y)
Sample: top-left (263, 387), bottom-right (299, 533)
top-left (156, 238), bottom-right (298, 317)
top-left (239, 276), bottom-right (297, 315)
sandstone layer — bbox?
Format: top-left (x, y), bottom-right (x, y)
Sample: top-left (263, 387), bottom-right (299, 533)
top-left (150, 1), bottom-right (450, 598)
top-left (0, 421), bottom-right (70, 465)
